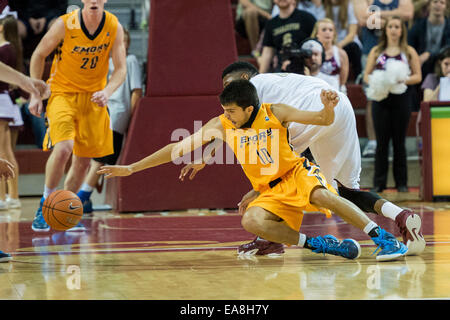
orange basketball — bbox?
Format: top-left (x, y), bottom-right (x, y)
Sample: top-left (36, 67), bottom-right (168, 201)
top-left (42, 190), bottom-right (83, 231)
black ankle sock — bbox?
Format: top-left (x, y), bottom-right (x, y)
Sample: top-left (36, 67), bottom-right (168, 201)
top-left (368, 227), bottom-right (380, 238)
top-left (304, 236), bottom-right (314, 250)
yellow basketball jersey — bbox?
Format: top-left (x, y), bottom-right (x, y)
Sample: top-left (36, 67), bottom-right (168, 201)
top-left (47, 9), bottom-right (118, 93)
top-left (219, 103), bottom-right (302, 192)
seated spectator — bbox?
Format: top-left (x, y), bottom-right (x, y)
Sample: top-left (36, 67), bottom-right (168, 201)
top-left (259, 0), bottom-right (317, 73)
top-left (412, 0), bottom-right (434, 21)
top-left (9, 0), bottom-right (67, 62)
top-left (355, 0), bottom-right (414, 71)
top-left (422, 45), bottom-right (450, 101)
top-left (235, 0), bottom-right (273, 55)
top-left (281, 37), bottom-right (339, 88)
top-left (408, 0), bottom-right (450, 80)
top-left (322, 0), bottom-right (362, 80)
top-left (311, 18), bottom-right (350, 92)
top-left (272, 0), bottom-right (326, 20)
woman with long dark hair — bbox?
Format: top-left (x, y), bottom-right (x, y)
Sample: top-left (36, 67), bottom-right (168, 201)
top-left (363, 16), bottom-right (422, 193)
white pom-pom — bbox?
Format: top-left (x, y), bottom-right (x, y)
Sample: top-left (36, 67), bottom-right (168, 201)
top-left (385, 59), bottom-right (410, 95)
top-left (366, 59), bottom-right (411, 101)
top-left (366, 70), bottom-right (390, 101)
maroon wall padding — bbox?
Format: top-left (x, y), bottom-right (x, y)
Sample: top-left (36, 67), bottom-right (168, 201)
top-left (108, 96), bottom-right (251, 212)
top-left (106, 0), bottom-right (246, 212)
top-left (145, 0), bottom-right (237, 97)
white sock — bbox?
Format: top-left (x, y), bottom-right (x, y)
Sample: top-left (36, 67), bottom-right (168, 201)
top-left (367, 140), bottom-right (376, 147)
top-left (380, 202), bottom-right (403, 221)
top-left (297, 233), bottom-right (307, 247)
top-left (80, 183), bottom-right (94, 193)
top-left (43, 186), bottom-right (57, 199)
top-left (363, 221), bottom-right (379, 236)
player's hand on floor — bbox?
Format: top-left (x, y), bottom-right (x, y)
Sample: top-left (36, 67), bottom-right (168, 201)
top-left (97, 165), bottom-right (133, 178)
top-left (179, 163), bottom-right (206, 181)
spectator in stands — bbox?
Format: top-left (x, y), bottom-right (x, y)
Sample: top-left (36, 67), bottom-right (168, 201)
top-left (322, 0), bottom-right (362, 80)
top-left (363, 16), bottom-right (422, 193)
top-left (76, 28), bottom-right (143, 214)
top-left (259, 0), bottom-right (317, 73)
top-left (422, 45), bottom-right (450, 101)
top-left (272, 0), bottom-right (326, 20)
top-left (412, 0), bottom-right (432, 20)
top-left (0, 15), bottom-right (23, 209)
top-left (235, 0), bottom-right (273, 56)
top-left (311, 18), bottom-right (349, 92)
top-left (9, 0), bottom-right (67, 61)
top-left (408, 0), bottom-right (450, 80)
top-left (354, 0), bottom-right (414, 157)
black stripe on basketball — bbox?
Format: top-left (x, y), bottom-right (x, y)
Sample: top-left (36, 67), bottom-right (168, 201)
top-left (50, 207), bottom-right (73, 229)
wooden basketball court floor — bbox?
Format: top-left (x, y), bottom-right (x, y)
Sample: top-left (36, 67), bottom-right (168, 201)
top-left (1, 190), bottom-right (450, 301)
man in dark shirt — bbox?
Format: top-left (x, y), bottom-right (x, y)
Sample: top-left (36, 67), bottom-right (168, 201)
top-left (258, 0), bottom-right (316, 73)
top-left (9, 0), bottom-right (68, 59)
top-left (408, 0), bottom-right (450, 79)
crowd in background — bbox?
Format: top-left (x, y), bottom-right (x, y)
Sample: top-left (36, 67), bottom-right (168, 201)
top-left (236, 0), bottom-right (450, 192)
top-left (0, 0), bottom-right (449, 195)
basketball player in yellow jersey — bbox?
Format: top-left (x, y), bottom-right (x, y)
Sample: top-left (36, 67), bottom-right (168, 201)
top-left (98, 80), bottom-right (408, 261)
top-left (29, 0), bottom-right (127, 232)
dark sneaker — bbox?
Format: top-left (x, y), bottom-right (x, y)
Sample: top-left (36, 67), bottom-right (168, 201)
top-left (237, 237), bottom-right (285, 257)
top-left (371, 227), bottom-right (408, 261)
top-left (307, 235), bottom-right (361, 260)
top-left (31, 197), bottom-right (50, 232)
top-left (0, 251), bottom-right (12, 263)
top-left (82, 199), bottom-right (93, 214)
top-left (395, 210), bottom-right (426, 256)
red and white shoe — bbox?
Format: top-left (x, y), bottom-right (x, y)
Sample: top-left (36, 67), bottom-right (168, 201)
top-left (395, 210), bottom-right (426, 255)
top-left (237, 237), bottom-right (284, 257)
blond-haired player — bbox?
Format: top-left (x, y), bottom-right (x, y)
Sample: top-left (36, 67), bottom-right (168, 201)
top-left (29, 0), bottom-right (127, 231)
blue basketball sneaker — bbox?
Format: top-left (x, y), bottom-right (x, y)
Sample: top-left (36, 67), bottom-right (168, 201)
top-left (31, 197), bottom-right (50, 232)
top-left (0, 251), bottom-right (12, 263)
top-left (77, 190), bottom-right (93, 215)
top-left (307, 235), bottom-right (361, 260)
top-left (371, 227), bottom-right (408, 261)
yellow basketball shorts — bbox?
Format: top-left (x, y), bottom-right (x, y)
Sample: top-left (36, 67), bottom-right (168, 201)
top-left (43, 92), bottom-right (113, 158)
top-left (247, 159), bottom-right (337, 232)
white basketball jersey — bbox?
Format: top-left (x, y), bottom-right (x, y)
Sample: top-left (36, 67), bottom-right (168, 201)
top-left (250, 73), bottom-right (361, 188)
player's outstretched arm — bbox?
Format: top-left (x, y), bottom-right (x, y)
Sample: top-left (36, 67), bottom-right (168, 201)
top-left (179, 138), bottom-right (223, 181)
top-left (98, 117), bottom-right (225, 178)
top-left (272, 89), bottom-right (339, 127)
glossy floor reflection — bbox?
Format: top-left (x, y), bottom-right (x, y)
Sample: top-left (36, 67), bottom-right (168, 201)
top-left (0, 196), bottom-right (449, 300)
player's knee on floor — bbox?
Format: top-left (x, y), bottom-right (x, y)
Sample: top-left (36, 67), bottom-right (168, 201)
top-left (337, 184), bottom-right (380, 213)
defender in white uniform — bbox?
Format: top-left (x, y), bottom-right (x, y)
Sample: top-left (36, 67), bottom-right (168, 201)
top-left (250, 72), bottom-right (360, 189)
top-left (180, 61), bottom-right (425, 257)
